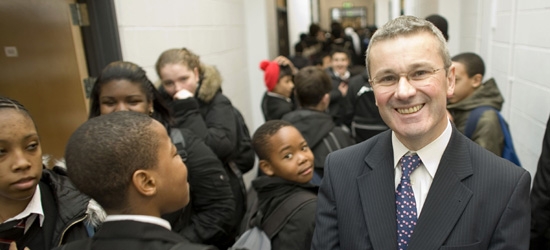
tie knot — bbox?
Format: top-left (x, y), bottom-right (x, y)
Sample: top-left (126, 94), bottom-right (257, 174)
top-left (400, 153), bottom-right (421, 178)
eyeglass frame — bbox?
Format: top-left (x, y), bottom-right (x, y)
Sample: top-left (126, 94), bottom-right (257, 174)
top-left (368, 67), bottom-right (447, 87)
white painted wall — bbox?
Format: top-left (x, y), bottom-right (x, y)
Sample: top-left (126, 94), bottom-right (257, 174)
top-left (242, 0), bottom-right (277, 186)
top-left (402, 0), bottom-right (459, 56)
top-left (438, 0), bottom-right (460, 56)
top-left (375, 0), bottom-right (391, 27)
top-left (490, 0), bottom-right (550, 179)
top-left (288, 0), bottom-right (312, 56)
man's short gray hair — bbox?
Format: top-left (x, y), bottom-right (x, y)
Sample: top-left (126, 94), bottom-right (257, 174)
top-left (365, 15), bottom-right (452, 78)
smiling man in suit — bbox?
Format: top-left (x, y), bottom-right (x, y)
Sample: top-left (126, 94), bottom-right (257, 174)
top-left (311, 15), bottom-right (530, 250)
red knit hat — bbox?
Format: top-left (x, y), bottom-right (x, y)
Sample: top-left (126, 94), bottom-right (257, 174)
top-left (259, 60), bottom-right (280, 92)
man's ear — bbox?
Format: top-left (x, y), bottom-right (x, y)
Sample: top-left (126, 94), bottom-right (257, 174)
top-left (259, 160), bottom-right (274, 176)
top-left (132, 170), bottom-right (157, 197)
top-left (472, 73), bottom-right (482, 88)
top-left (446, 65), bottom-right (456, 99)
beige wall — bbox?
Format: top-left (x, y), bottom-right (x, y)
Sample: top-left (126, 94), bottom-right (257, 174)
top-left (0, 0), bottom-right (89, 163)
top-left (319, 0), bottom-right (375, 30)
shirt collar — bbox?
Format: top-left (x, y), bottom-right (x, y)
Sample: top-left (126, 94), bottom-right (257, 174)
top-left (104, 215), bottom-right (172, 230)
top-left (7, 185), bottom-right (44, 224)
top-left (336, 70), bottom-right (350, 80)
top-left (3, 185), bottom-right (45, 231)
top-left (392, 120), bottom-right (453, 178)
top-left (267, 91), bottom-right (292, 102)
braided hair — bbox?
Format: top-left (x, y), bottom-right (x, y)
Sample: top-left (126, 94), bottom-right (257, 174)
top-left (0, 96), bottom-right (32, 118)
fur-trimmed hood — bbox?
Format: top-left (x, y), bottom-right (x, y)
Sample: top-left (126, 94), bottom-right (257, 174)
top-left (196, 64), bottom-right (223, 104)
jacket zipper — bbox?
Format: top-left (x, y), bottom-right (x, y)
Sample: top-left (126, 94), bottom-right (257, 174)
top-left (57, 214), bottom-right (88, 246)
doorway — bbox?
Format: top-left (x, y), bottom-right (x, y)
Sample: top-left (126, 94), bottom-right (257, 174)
top-left (0, 0), bottom-right (90, 163)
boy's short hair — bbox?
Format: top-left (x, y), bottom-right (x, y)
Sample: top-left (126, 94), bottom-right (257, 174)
top-left (452, 52), bottom-right (485, 78)
top-left (309, 23), bottom-right (321, 37)
top-left (252, 120), bottom-right (294, 161)
top-left (329, 47), bottom-right (349, 59)
top-left (294, 66), bottom-right (332, 107)
top-left (65, 112), bottom-right (159, 211)
top-left (279, 64), bottom-right (293, 79)
top-left (425, 14), bottom-right (449, 41)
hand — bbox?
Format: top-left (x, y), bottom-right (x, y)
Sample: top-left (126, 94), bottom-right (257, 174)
top-left (174, 89), bottom-right (194, 100)
top-left (9, 242), bottom-right (30, 250)
top-left (338, 82), bottom-right (349, 97)
top-left (273, 55), bottom-right (298, 74)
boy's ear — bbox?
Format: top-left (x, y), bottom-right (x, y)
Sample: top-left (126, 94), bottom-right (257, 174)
top-left (259, 159), bottom-right (275, 176)
top-left (472, 73), bottom-right (482, 88)
top-left (321, 93), bottom-right (330, 108)
top-left (132, 170), bottom-right (157, 197)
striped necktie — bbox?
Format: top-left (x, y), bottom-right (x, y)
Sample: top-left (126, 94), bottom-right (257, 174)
top-left (0, 219), bottom-right (25, 250)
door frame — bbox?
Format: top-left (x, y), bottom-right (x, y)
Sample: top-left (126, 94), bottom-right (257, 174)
top-left (78, 0), bottom-right (122, 78)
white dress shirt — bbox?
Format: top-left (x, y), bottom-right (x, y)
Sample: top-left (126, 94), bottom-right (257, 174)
top-left (104, 214), bottom-right (172, 230)
top-left (3, 185), bottom-right (45, 233)
top-left (393, 120), bottom-right (452, 216)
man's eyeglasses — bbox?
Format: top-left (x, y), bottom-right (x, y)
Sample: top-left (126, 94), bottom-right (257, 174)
top-left (369, 68), bottom-right (446, 87)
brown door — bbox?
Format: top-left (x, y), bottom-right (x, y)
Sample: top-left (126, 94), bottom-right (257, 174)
top-left (0, 0), bottom-right (89, 165)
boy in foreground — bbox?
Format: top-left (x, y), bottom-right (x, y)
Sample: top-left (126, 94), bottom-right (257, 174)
top-left (57, 112), bottom-right (215, 250)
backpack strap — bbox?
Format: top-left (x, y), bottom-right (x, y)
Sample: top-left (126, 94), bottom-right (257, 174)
top-left (170, 128), bottom-right (188, 162)
top-left (260, 191), bottom-right (317, 238)
top-left (464, 106), bottom-right (522, 166)
top-left (322, 131), bottom-right (343, 153)
top-left (464, 106), bottom-right (494, 139)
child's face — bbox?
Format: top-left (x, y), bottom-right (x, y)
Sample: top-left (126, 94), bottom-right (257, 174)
top-left (448, 61), bottom-right (479, 104)
top-left (331, 52), bottom-right (349, 75)
top-left (321, 55), bottom-right (332, 69)
top-left (99, 80), bottom-right (153, 115)
top-left (272, 75), bottom-right (294, 98)
top-left (159, 63), bottom-right (200, 97)
top-left (150, 120), bottom-right (190, 214)
top-left (0, 109), bottom-right (43, 206)
top-left (262, 126), bottom-right (314, 184)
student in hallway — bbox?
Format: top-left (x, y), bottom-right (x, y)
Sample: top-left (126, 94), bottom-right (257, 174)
top-left (56, 111), bottom-right (215, 250)
top-left (343, 70), bottom-right (389, 143)
top-left (282, 66), bottom-right (354, 184)
top-left (325, 48), bottom-right (352, 125)
top-left (156, 48), bottom-right (253, 248)
top-left (447, 52), bottom-right (505, 156)
top-left (250, 120), bottom-right (317, 250)
top-left (259, 56), bottom-right (297, 121)
top-left (0, 96), bottom-right (102, 250)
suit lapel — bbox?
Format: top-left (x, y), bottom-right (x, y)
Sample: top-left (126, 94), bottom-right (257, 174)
top-left (357, 133), bottom-right (398, 249)
top-left (409, 128), bottom-right (474, 249)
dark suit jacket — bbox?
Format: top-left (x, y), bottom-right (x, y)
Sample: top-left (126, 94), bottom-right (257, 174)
top-left (55, 221), bottom-right (216, 250)
top-left (312, 127), bottom-right (530, 250)
top-left (530, 114), bottom-right (550, 249)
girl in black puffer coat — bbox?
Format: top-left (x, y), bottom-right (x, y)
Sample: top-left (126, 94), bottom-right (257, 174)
top-left (88, 61), bottom-right (235, 249)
